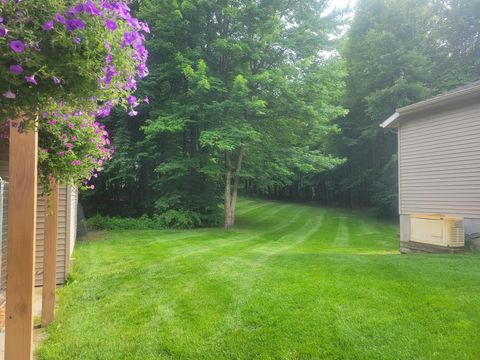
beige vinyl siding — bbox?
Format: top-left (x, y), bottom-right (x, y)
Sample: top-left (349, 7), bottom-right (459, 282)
top-left (1, 175), bottom-right (7, 294)
top-left (35, 186), bottom-right (69, 286)
top-left (0, 140), bottom-right (76, 286)
top-left (0, 142), bottom-right (7, 178)
top-left (399, 101), bottom-right (480, 218)
top-left (65, 186), bottom-right (78, 275)
top-left (0, 142), bottom-right (8, 292)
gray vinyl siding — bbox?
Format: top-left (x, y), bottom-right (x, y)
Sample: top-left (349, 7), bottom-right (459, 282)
top-left (398, 101), bottom-right (480, 218)
top-left (35, 186), bottom-right (69, 286)
top-left (0, 142), bottom-right (7, 178)
top-left (0, 140), bottom-right (76, 286)
top-left (0, 143), bottom-right (9, 294)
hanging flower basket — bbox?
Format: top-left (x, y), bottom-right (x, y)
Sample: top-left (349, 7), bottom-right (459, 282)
top-left (0, 0), bottom-right (149, 191)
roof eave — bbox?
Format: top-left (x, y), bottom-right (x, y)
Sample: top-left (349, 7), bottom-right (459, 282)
top-left (397, 83), bottom-right (480, 115)
top-left (380, 112), bottom-right (400, 129)
top-left (380, 82), bottom-right (480, 129)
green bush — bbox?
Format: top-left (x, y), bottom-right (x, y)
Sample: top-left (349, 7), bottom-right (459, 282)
top-left (86, 208), bottom-right (222, 230)
top-left (156, 209), bottom-right (201, 229)
top-left (86, 214), bottom-right (162, 231)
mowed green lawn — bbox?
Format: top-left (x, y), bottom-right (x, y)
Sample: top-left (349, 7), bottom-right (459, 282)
top-left (37, 199), bottom-right (480, 360)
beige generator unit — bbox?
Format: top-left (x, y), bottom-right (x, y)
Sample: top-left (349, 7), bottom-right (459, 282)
top-left (410, 214), bottom-right (465, 247)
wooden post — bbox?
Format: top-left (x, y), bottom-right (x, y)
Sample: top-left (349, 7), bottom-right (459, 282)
top-left (41, 177), bottom-right (58, 327)
top-left (5, 123), bottom-right (38, 360)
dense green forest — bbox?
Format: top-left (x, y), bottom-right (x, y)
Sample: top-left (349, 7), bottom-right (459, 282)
top-left (82, 0), bottom-right (480, 228)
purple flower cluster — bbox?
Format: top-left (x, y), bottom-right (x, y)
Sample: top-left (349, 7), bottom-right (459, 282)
top-left (45, 1), bottom-right (150, 115)
top-left (1, 1), bottom-right (149, 189)
top-left (41, 109), bottom-right (114, 187)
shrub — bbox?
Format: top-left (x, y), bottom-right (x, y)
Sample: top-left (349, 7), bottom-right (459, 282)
top-left (86, 214), bottom-right (161, 230)
top-left (156, 209), bottom-right (201, 229)
top-left (86, 208), bottom-right (222, 230)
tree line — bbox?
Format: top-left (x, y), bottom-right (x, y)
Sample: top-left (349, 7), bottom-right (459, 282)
top-left (82, 0), bottom-right (480, 228)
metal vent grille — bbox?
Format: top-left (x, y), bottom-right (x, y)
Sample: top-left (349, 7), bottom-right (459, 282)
top-left (450, 222), bottom-right (465, 247)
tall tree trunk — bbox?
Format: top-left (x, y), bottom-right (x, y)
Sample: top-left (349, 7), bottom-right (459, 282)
top-left (230, 146), bottom-right (244, 227)
top-left (224, 151), bottom-right (233, 229)
top-left (224, 146), bottom-right (244, 229)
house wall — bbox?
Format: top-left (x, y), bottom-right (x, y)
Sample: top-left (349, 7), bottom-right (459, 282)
top-left (65, 186), bottom-right (78, 276)
top-left (0, 140), bottom-right (76, 285)
top-left (35, 185), bottom-right (69, 286)
top-left (0, 142), bottom-right (7, 178)
top-left (398, 99), bottom-right (480, 241)
top-left (0, 177), bottom-right (8, 295)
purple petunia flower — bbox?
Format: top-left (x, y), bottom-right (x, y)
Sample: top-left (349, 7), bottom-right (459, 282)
top-left (96, 102), bottom-right (113, 118)
top-left (25, 75), bottom-right (37, 85)
top-left (105, 19), bottom-right (117, 31)
top-left (128, 109), bottom-right (138, 116)
top-left (74, 18), bottom-right (86, 30)
top-left (138, 64), bottom-right (149, 78)
top-left (135, 45), bottom-right (148, 58)
top-left (143, 96), bottom-right (149, 104)
top-left (66, 18), bottom-right (85, 31)
top-left (84, 1), bottom-right (101, 16)
top-left (102, 65), bottom-right (116, 87)
top-left (42, 20), bottom-right (54, 31)
top-left (124, 76), bottom-right (137, 90)
top-left (10, 40), bottom-right (25, 53)
top-left (48, 119), bottom-right (57, 125)
top-left (127, 95), bottom-right (137, 105)
top-left (9, 64), bottom-right (23, 74)
top-left (54, 13), bottom-right (66, 24)
top-left (128, 18), bottom-right (140, 29)
top-left (123, 31), bottom-right (138, 45)
top-left (3, 90), bottom-right (16, 99)
top-left (140, 22), bottom-right (150, 34)
top-left (52, 76), bottom-right (61, 85)
top-left (105, 53), bottom-right (113, 64)
top-left (74, 37), bottom-right (81, 45)
top-left (0, 27), bottom-right (7, 37)
top-left (72, 3), bottom-right (84, 14)
top-left (66, 143), bottom-right (73, 149)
